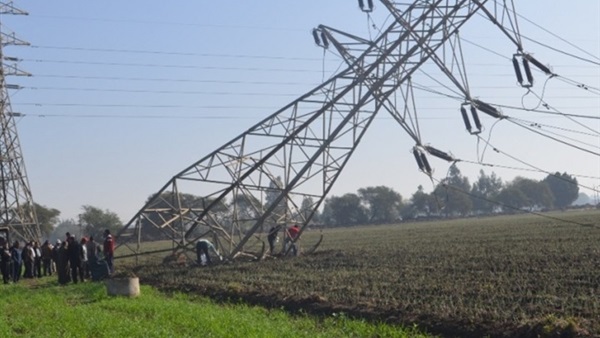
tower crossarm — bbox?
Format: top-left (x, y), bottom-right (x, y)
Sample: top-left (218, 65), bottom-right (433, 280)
top-left (318, 25), bottom-right (423, 144)
top-left (318, 0), bottom-right (489, 147)
top-left (378, 0), bottom-right (492, 100)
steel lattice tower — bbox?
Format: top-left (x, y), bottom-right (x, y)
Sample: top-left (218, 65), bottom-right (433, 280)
top-left (116, 0), bottom-right (532, 261)
top-left (0, 2), bottom-right (40, 242)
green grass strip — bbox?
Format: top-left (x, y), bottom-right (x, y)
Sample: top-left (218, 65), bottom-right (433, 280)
top-left (0, 278), bottom-right (431, 338)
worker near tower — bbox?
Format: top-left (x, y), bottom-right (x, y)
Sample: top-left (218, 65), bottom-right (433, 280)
top-left (284, 224), bottom-right (301, 256)
top-left (103, 229), bottom-right (115, 274)
top-left (196, 239), bottom-right (222, 266)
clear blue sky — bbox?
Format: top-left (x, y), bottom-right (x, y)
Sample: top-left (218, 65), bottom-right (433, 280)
top-left (3, 1), bottom-right (599, 222)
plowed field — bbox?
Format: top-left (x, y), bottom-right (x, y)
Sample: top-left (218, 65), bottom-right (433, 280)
top-left (129, 210), bottom-right (600, 337)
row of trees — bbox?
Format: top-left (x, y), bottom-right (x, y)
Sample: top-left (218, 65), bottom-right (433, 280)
top-left (35, 204), bottom-right (123, 240)
top-left (32, 166), bottom-right (580, 237)
top-left (320, 165), bottom-right (580, 226)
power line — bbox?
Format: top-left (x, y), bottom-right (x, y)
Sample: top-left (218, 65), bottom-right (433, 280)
top-left (25, 86), bottom-right (300, 97)
top-left (411, 83), bottom-right (599, 121)
top-left (31, 44), bottom-right (600, 69)
top-left (474, 135), bottom-right (600, 191)
top-left (476, 9), bottom-right (600, 66)
top-left (506, 116), bottom-right (599, 137)
top-left (32, 74), bottom-right (315, 86)
top-left (15, 103), bottom-right (277, 109)
top-left (459, 37), bottom-right (600, 95)
top-left (21, 85), bottom-right (600, 102)
top-left (22, 58), bottom-right (324, 73)
top-left (521, 35), bottom-right (600, 66)
top-left (506, 118), bottom-right (600, 156)
top-left (458, 159), bottom-right (600, 181)
top-left (16, 101), bottom-right (599, 112)
top-left (15, 112), bottom-right (510, 121)
top-left (554, 76), bottom-right (600, 96)
top-left (15, 113), bottom-right (250, 120)
top-left (29, 14), bottom-right (306, 32)
top-left (31, 45), bottom-right (327, 62)
top-left (519, 87), bottom-right (600, 135)
top-left (512, 6), bottom-right (600, 63)
top-left (498, 105), bottom-right (600, 120)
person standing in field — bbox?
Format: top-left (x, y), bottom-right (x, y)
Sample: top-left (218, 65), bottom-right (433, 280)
top-left (86, 236), bottom-right (99, 262)
top-left (103, 229), bottom-right (115, 274)
top-left (33, 241), bottom-right (42, 278)
top-left (41, 240), bottom-right (54, 276)
top-left (267, 225), bottom-right (281, 255)
top-left (1, 241), bottom-right (11, 284)
top-left (196, 239), bottom-right (222, 266)
top-left (51, 239), bottom-right (61, 275)
top-left (284, 224), bottom-right (301, 256)
top-left (79, 237), bottom-right (89, 281)
top-left (10, 241), bottom-right (22, 283)
top-left (57, 240), bottom-right (70, 285)
top-left (67, 236), bottom-right (81, 284)
top-left (22, 241), bottom-right (34, 278)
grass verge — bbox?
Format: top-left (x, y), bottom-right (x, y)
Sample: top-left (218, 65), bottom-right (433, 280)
top-left (0, 278), bottom-right (431, 338)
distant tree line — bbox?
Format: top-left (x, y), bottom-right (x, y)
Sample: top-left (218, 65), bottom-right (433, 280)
top-left (320, 164), bottom-right (581, 227)
top-left (31, 166), bottom-right (581, 238)
top-left (34, 204), bottom-right (123, 241)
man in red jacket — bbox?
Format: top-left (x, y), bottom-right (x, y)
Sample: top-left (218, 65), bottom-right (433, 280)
top-left (103, 229), bottom-right (115, 274)
top-left (284, 224), bottom-right (301, 256)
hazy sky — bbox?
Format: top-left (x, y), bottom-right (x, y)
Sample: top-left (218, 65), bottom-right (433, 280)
top-left (3, 1), bottom-right (599, 222)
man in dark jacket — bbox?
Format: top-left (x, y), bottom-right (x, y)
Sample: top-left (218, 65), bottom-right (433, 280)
top-left (10, 241), bottom-right (22, 283)
top-left (66, 236), bottom-right (81, 283)
top-left (41, 240), bottom-right (54, 276)
top-left (1, 241), bottom-right (11, 284)
top-left (267, 225), bottom-right (281, 255)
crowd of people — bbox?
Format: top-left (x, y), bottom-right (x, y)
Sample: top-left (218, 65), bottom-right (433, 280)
top-left (2, 224), bottom-right (302, 279)
top-left (0, 229), bottom-right (115, 285)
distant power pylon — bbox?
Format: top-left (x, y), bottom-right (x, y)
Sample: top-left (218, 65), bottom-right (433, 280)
top-left (0, 2), bottom-right (41, 242)
top-left (116, 0), bottom-right (538, 261)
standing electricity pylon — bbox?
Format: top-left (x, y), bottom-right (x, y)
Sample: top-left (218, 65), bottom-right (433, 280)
top-left (0, 2), bottom-right (41, 242)
top-left (116, 0), bottom-right (505, 261)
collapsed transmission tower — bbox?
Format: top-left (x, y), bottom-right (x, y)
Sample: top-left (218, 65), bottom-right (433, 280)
top-left (117, 0), bottom-right (535, 261)
top-left (0, 2), bottom-right (40, 242)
